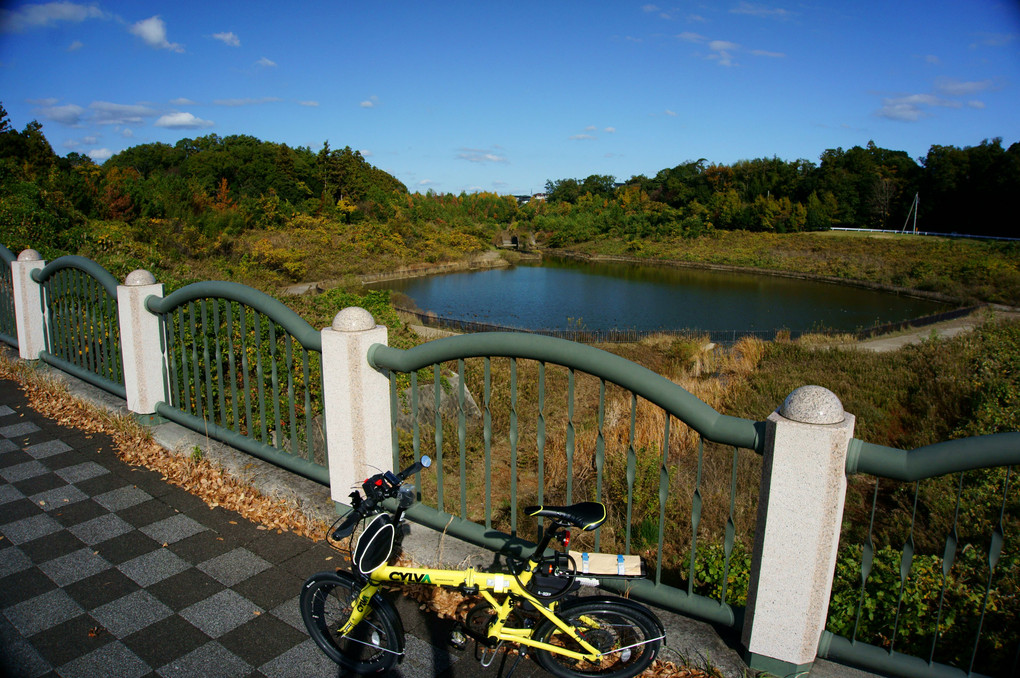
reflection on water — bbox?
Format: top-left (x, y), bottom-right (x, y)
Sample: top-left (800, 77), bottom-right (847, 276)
top-left (372, 258), bottom-right (949, 334)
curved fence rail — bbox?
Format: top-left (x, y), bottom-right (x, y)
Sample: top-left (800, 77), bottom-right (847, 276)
top-left (0, 244), bottom-right (16, 348)
top-left (31, 256), bottom-right (124, 398)
top-left (146, 281), bottom-right (329, 486)
top-left (822, 434), bottom-right (1020, 677)
top-left (369, 332), bottom-right (763, 628)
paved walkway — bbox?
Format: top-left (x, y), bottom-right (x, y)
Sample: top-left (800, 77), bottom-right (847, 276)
top-left (0, 376), bottom-right (553, 678)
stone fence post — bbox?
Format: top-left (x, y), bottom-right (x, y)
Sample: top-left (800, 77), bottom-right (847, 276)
top-left (117, 270), bottom-right (165, 419)
top-left (321, 307), bottom-right (391, 506)
top-left (11, 249), bottom-right (46, 361)
top-left (741, 385), bottom-right (856, 677)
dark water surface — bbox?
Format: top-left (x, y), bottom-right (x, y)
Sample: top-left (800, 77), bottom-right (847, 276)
top-left (372, 258), bottom-right (949, 334)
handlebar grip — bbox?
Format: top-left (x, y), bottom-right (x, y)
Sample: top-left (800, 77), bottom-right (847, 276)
top-left (397, 455), bottom-right (432, 482)
top-left (331, 510), bottom-right (361, 540)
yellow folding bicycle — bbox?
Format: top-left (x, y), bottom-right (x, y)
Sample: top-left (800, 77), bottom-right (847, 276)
top-left (300, 456), bottom-right (664, 677)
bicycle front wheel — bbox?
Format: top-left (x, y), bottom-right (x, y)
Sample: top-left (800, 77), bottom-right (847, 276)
top-left (300, 570), bottom-right (402, 675)
top-left (532, 599), bottom-right (662, 678)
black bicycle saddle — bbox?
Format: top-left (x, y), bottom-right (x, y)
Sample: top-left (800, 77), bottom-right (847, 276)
top-left (524, 502), bottom-right (607, 531)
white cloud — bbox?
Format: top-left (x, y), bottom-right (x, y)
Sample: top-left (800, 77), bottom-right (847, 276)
top-left (170, 97), bottom-right (197, 106)
top-left (875, 93), bottom-right (960, 121)
top-left (604, 126), bottom-right (616, 133)
top-left (154, 112), bottom-right (214, 129)
top-left (121, 128), bottom-right (133, 138)
top-left (418, 179), bottom-right (435, 187)
top-left (0, 2), bottom-right (105, 32)
top-left (570, 134), bottom-right (596, 140)
top-left (359, 149), bottom-right (373, 157)
top-left (27, 97), bottom-right (59, 105)
top-left (678, 32), bottom-right (706, 43)
top-left (255, 56), bottom-right (276, 67)
top-left (935, 77), bottom-right (994, 96)
top-left (212, 31), bottom-right (240, 47)
top-left (67, 40), bottom-right (83, 51)
top-left (90, 101), bottom-right (158, 125)
top-left (88, 148), bottom-right (112, 161)
top-left (751, 49), bottom-right (785, 58)
top-left (457, 148), bottom-right (508, 163)
top-left (665, 109), bottom-right (677, 116)
top-left (213, 97), bottom-right (281, 106)
top-left (360, 95), bottom-right (379, 108)
top-left (924, 54), bottom-right (940, 65)
top-left (37, 103), bottom-right (84, 125)
top-left (642, 4), bottom-right (659, 12)
top-left (730, 2), bottom-right (791, 19)
top-left (968, 100), bottom-right (986, 109)
top-left (299, 100), bottom-right (319, 107)
top-left (585, 125), bottom-right (597, 131)
top-left (708, 40), bottom-right (740, 66)
top-left (130, 15), bottom-right (183, 52)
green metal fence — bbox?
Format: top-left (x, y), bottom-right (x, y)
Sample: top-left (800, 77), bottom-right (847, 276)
top-left (31, 256), bottom-right (125, 398)
top-left (819, 436), bottom-right (1020, 677)
top-left (0, 244), bottom-right (16, 348)
top-left (369, 331), bottom-right (764, 628)
top-left (146, 281), bottom-right (329, 486)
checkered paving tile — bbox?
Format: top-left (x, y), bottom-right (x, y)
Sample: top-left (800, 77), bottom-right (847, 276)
top-left (0, 378), bottom-right (342, 678)
top-left (0, 374), bottom-right (500, 678)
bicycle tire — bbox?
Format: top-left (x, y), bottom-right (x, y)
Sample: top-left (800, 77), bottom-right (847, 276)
top-left (532, 598), bottom-right (662, 678)
top-left (300, 570), bottom-right (403, 674)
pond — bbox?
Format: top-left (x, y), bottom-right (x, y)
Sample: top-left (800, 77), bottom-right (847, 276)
top-left (371, 258), bottom-right (950, 337)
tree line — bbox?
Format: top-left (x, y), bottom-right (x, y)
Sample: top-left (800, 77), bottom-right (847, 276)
top-left (2, 100), bottom-right (1017, 269)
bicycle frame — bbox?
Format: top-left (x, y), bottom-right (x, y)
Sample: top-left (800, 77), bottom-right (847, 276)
top-left (339, 561), bottom-right (607, 662)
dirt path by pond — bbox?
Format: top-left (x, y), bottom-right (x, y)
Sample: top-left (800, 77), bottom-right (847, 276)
top-left (852, 305), bottom-right (1020, 352)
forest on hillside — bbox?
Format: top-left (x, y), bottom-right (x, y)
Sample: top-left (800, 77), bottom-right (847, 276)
top-left (2, 101), bottom-right (1018, 284)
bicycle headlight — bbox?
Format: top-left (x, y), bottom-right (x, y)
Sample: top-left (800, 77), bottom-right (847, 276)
top-left (397, 484), bottom-right (416, 509)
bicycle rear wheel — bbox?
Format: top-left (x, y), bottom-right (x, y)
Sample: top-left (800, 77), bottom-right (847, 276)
top-left (532, 598), bottom-right (662, 678)
top-left (300, 570), bottom-right (402, 675)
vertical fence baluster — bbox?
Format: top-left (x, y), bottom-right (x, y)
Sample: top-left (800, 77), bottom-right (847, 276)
top-left (968, 467), bottom-right (1011, 675)
top-left (890, 481), bottom-right (920, 653)
top-left (720, 445), bottom-right (739, 604)
top-left (188, 302), bottom-right (204, 421)
top-left (433, 364), bottom-right (444, 513)
top-left (302, 350), bottom-right (313, 462)
top-left (566, 368), bottom-right (575, 504)
top-left (87, 275), bottom-right (99, 374)
top-left (158, 311), bottom-right (171, 408)
top-left (625, 393), bottom-right (637, 555)
top-left (510, 358), bottom-right (518, 536)
top-left (537, 362), bottom-right (546, 527)
top-left (852, 479), bottom-right (880, 642)
top-left (212, 301), bottom-right (227, 428)
top-left (657, 413), bottom-right (671, 586)
top-left (389, 374), bottom-right (399, 472)
top-left (268, 322), bottom-right (282, 449)
top-left (239, 308), bottom-right (254, 438)
top-left (457, 359), bottom-right (467, 519)
top-left (594, 379), bottom-right (606, 551)
top-left (410, 371), bottom-right (421, 495)
top-left (252, 313), bottom-right (268, 444)
top-left (200, 299), bottom-right (216, 426)
top-left (174, 308), bottom-right (188, 412)
top-left (930, 472), bottom-right (964, 664)
top-left (483, 358), bottom-right (492, 528)
top-left (686, 436), bottom-right (705, 593)
top-left (286, 334), bottom-right (299, 456)
top-left (224, 304), bottom-right (239, 432)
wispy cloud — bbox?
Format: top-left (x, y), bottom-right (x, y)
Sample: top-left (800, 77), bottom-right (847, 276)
top-left (604, 126), bottom-right (616, 133)
top-left (90, 101), bottom-right (158, 125)
top-left (255, 56), bottom-right (276, 67)
top-left (0, 2), bottom-right (106, 32)
top-left (729, 2), bottom-right (791, 19)
top-left (570, 134), bottom-right (596, 140)
top-left (170, 97), bottom-right (197, 106)
top-left (360, 95), bottom-right (380, 108)
top-left (750, 49), bottom-right (785, 58)
top-left (708, 40), bottom-right (740, 66)
top-left (212, 31), bottom-right (240, 47)
top-left (969, 32), bottom-right (1016, 48)
top-left (875, 93), bottom-right (961, 121)
top-left (130, 16), bottom-right (183, 52)
top-left (154, 112), bottom-right (214, 129)
top-left (213, 97), bottom-right (282, 107)
top-left (457, 148), bottom-right (508, 163)
top-left (67, 40), bottom-right (83, 51)
top-left (299, 100), bottom-right (319, 107)
top-left (678, 32), bottom-right (706, 43)
top-left (935, 77), bottom-right (994, 97)
top-left (35, 103), bottom-right (84, 126)
top-left (88, 148), bottom-right (112, 161)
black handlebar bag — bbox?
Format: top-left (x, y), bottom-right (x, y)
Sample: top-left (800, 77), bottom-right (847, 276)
top-left (353, 514), bottom-right (396, 576)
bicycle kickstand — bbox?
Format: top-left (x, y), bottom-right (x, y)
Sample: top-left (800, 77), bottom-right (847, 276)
top-left (497, 646), bottom-right (526, 678)
top-left (479, 641), bottom-right (504, 668)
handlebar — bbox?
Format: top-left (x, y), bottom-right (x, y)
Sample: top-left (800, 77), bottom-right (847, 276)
top-left (331, 456), bottom-right (432, 541)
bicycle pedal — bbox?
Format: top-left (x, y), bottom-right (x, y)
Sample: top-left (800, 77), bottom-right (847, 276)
top-left (479, 641), bottom-right (503, 668)
top-left (449, 629), bottom-right (467, 650)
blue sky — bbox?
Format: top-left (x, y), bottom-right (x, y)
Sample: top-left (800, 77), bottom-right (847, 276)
top-left (1, 1), bottom-right (1018, 195)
